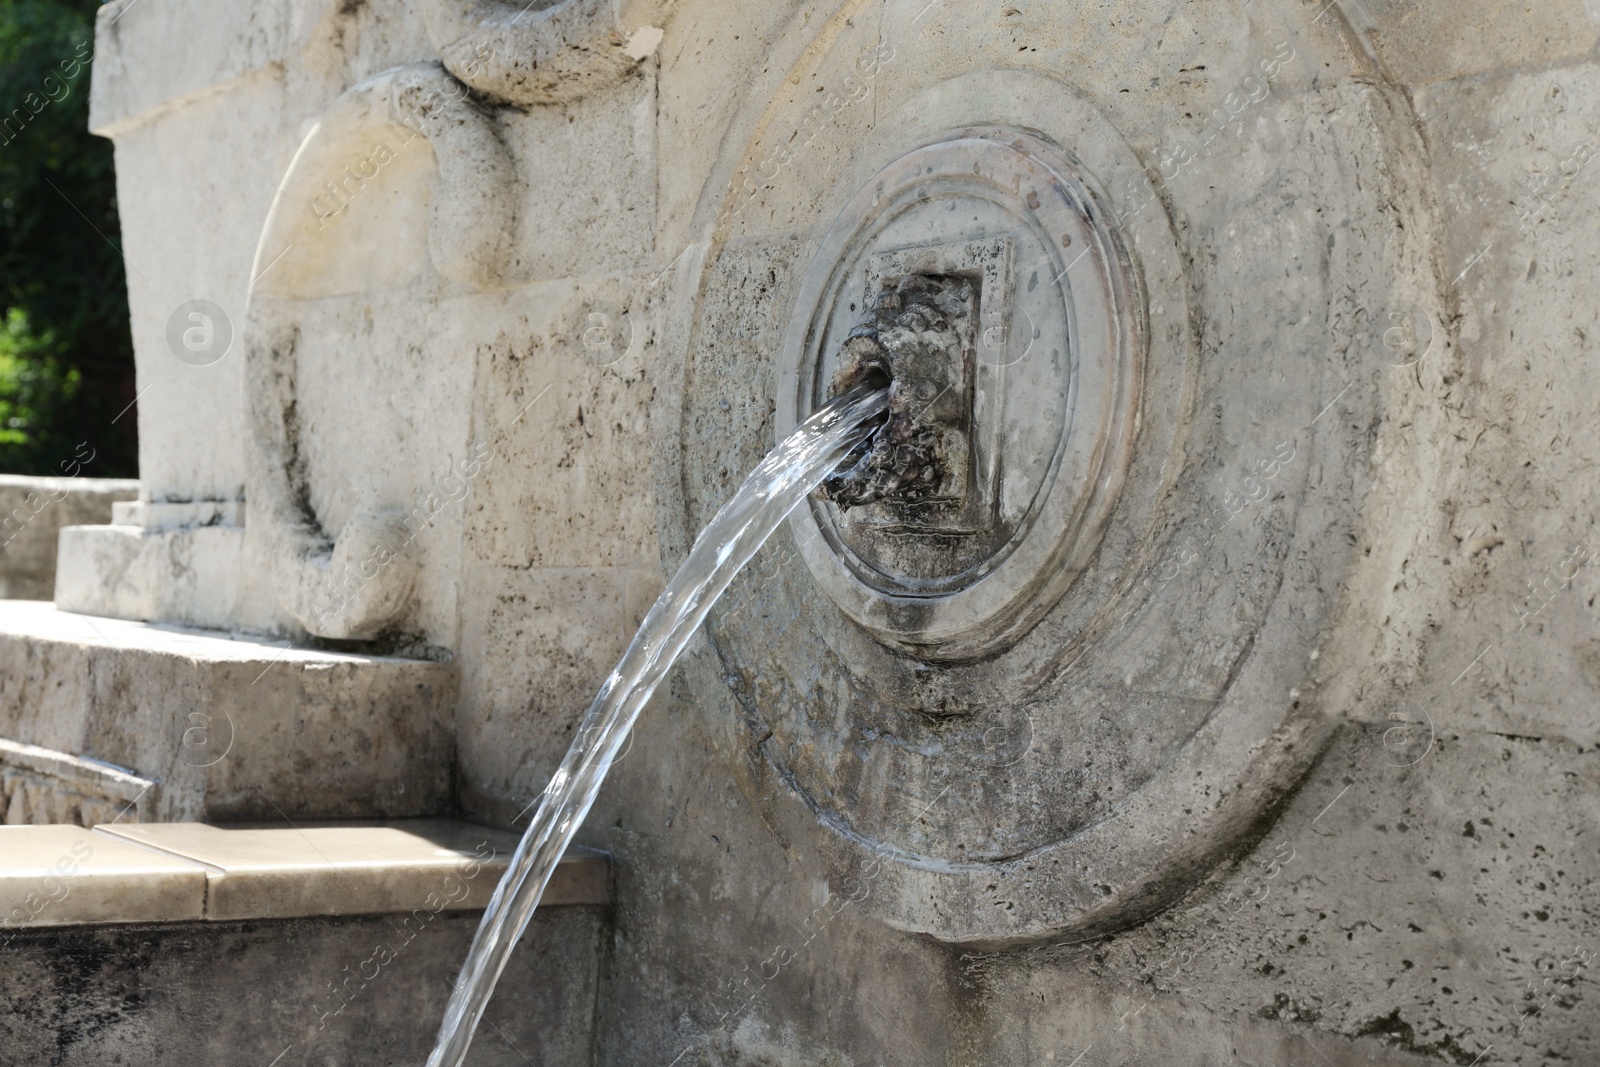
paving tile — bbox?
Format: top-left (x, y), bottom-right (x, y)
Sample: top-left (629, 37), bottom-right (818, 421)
top-left (0, 824), bottom-right (205, 928)
top-left (96, 819), bottom-right (609, 921)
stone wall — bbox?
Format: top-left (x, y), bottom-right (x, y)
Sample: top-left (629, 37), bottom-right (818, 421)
top-left (73, 1), bottom-right (1600, 1064)
top-left (0, 909), bottom-right (605, 1066)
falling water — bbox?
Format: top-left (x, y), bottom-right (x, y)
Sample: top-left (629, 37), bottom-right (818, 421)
top-left (426, 383), bottom-right (890, 1067)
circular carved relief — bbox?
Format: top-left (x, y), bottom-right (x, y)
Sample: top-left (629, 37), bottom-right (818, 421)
top-left (669, 27), bottom-right (1428, 944)
top-left (778, 130), bottom-right (1142, 662)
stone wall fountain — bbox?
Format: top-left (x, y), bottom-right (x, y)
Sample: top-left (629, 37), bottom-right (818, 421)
top-left (2, 1), bottom-right (1598, 1065)
top-left (674, 58), bottom-right (1412, 956)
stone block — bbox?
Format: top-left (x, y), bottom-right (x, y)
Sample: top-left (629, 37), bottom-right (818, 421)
top-left (0, 825), bottom-right (204, 929)
top-left (498, 69), bottom-right (658, 280)
top-left (1356, 0), bottom-right (1598, 86)
top-left (453, 562), bottom-right (659, 827)
top-left (0, 908), bottom-right (606, 1066)
top-left (465, 274), bottom-right (662, 572)
top-left (0, 476), bottom-right (137, 601)
top-left (88, 0), bottom-right (293, 136)
top-left (0, 738), bottom-right (157, 826)
top-left (0, 602), bottom-right (455, 821)
top-left (54, 523), bottom-right (293, 635)
top-left (96, 820), bottom-right (607, 921)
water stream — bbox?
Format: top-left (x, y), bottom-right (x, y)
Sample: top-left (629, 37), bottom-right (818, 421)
top-left (426, 383), bottom-right (890, 1067)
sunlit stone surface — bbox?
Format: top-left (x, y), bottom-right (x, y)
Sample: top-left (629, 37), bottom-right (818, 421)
top-left (0, 0), bottom-right (1595, 1064)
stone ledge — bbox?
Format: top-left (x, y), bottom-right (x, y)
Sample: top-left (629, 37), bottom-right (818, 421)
top-left (0, 475), bottom-right (138, 600)
top-left (109, 499), bottom-right (245, 532)
top-left (0, 820), bottom-right (607, 929)
top-left (88, 0), bottom-right (293, 137)
top-left (0, 601), bottom-right (456, 821)
top-left (0, 824), bottom-right (205, 929)
top-left (1, 737), bottom-right (158, 825)
top-left (54, 523), bottom-right (293, 634)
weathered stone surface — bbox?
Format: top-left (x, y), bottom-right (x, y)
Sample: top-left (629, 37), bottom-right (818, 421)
top-left (0, 908), bottom-right (606, 1066)
top-left (424, 0), bottom-right (665, 107)
top-left (465, 274), bottom-right (661, 574)
top-left (0, 825), bottom-right (206, 929)
top-left (667, 12), bottom-right (1424, 945)
top-left (1354, 0), bottom-right (1598, 86)
top-left (243, 63), bottom-right (514, 640)
top-left (104, 821), bottom-right (602, 919)
top-left (54, 523), bottom-right (292, 634)
top-left (0, 602), bottom-right (455, 822)
top-left (600, 0), bottom-right (1599, 1062)
top-left (0, 476), bottom-right (136, 601)
top-left (47, 0), bottom-right (1600, 1064)
top-left (453, 561), bottom-right (659, 827)
top-left (91, 62), bottom-right (282, 509)
top-left (0, 739), bottom-right (157, 826)
top-left (88, 0), bottom-right (296, 137)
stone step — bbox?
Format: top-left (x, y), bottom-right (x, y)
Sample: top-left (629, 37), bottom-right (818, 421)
top-left (0, 601), bottom-right (456, 822)
top-left (0, 475), bottom-right (138, 600)
top-left (0, 820), bottom-right (607, 1066)
top-left (54, 521), bottom-right (296, 635)
top-left (0, 736), bottom-right (158, 825)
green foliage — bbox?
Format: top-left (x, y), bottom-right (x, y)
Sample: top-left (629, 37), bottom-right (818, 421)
top-left (0, 0), bottom-right (136, 477)
top-left (0, 307), bottom-right (80, 460)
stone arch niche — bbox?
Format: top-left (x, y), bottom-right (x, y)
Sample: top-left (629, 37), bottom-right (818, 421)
top-left (246, 0), bottom-right (666, 640)
top-left (662, 2), bottom-right (1445, 946)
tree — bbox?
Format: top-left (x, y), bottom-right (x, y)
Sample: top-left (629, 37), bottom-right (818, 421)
top-left (0, 0), bottom-right (136, 477)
